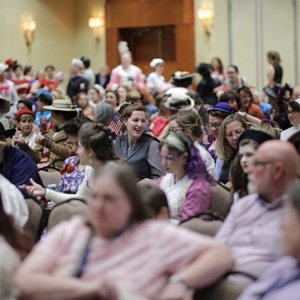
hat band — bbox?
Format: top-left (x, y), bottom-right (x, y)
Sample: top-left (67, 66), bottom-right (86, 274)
top-left (169, 99), bottom-right (191, 109)
top-left (52, 103), bottom-right (72, 109)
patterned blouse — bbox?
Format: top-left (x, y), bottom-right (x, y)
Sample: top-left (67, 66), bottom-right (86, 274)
top-left (59, 156), bottom-right (85, 194)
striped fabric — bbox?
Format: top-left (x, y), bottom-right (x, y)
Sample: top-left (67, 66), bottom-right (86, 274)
top-left (22, 217), bottom-right (216, 299)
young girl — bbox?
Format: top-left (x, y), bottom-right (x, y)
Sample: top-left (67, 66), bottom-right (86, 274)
top-left (158, 132), bottom-right (213, 224)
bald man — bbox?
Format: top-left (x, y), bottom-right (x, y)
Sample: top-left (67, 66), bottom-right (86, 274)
top-left (215, 140), bottom-right (299, 285)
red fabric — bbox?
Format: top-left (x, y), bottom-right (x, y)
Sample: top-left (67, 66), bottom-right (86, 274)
top-left (248, 103), bottom-right (264, 119)
top-left (39, 78), bottom-right (59, 92)
top-left (152, 116), bottom-right (170, 137)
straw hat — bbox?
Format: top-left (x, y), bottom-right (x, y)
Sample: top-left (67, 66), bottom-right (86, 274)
top-left (43, 99), bottom-right (80, 112)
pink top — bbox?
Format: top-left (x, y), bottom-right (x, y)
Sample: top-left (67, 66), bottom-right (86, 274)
top-left (107, 64), bottom-right (145, 90)
top-left (21, 217), bottom-right (217, 299)
top-left (215, 194), bottom-right (284, 278)
top-left (158, 173), bottom-right (211, 223)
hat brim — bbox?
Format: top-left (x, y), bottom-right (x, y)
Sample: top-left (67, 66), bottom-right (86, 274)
top-left (164, 99), bottom-right (195, 111)
top-left (0, 128), bottom-right (16, 138)
top-left (43, 105), bottom-right (78, 112)
top-left (207, 107), bottom-right (234, 114)
top-left (0, 97), bottom-right (11, 113)
top-left (263, 87), bottom-right (278, 100)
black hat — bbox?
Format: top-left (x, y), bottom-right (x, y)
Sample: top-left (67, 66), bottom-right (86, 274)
top-left (238, 129), bottom-right (273, 149)
top-left (0, 122), bottom-right (16, 138)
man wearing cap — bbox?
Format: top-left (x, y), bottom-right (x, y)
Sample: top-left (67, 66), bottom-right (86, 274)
top-left (0, 63), bottom-right (18, 118)
top-left (281, 99), bottom-right (300, 140)
top-left (146, 58), bottom-right (172, 95)
top-left (66, 58), bottom-right (89, 103)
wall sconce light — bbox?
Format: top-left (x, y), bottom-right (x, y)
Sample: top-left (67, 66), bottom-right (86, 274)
top-left (88, 17), bottom-right (104, 44)
top-left (22, 19), bottom-right (36, 52)
top-left (198, 6), bottom-right (214, 40)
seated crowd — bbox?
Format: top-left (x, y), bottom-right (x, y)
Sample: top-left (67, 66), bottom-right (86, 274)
top-left (1, 49), bottom-right (300, 300)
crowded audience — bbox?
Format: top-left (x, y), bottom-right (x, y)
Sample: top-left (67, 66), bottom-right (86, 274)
top-left (1, 45), bottom-right (300, 300)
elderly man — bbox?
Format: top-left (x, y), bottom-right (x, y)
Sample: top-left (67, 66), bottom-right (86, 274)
top-left (215, 140), bottom-right (299, 284)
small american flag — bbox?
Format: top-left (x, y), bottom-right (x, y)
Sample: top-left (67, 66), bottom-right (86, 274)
top-left (108, 112), bottom-right (123, 135)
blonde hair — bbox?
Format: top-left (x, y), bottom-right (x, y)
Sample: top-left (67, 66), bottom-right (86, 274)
top-left (215, 114), bottom-right (247, 163)
top-left (251, 122), bottom-right (280, 139)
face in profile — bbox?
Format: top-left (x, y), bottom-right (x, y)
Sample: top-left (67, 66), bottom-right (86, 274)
top-left (160, 144), bottom-right (186, 177)
top-left (89, 174), bottom-right (133, 238)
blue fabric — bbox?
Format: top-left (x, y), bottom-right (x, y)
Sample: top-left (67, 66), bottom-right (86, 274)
top-left (0, 147), bottom-right (44, 197)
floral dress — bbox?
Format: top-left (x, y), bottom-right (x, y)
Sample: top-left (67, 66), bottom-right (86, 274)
top-left (58, 156), bottom-right (85, 194)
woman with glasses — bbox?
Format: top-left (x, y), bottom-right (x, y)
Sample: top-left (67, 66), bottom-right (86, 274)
top-left (169, 109), bottom-right (216, 178)
top-left (158, 132), bottom-right (213, 224)
top-left (238, 86), bottom-right (264, 119)
top-left (204, 102), bottom-right (235, 161)
top-left (281, 99), bottom-right (300, 140)
top-left (215, 114), bottom-right (247, 189)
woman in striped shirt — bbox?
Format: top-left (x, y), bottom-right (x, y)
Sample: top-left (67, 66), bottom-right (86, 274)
top-left (15, 165), bottom-right (234, 300)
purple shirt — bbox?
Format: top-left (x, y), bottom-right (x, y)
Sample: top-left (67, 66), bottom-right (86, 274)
top-left (215, 194), bottom-right (284, 278)
top-left (239, 256), bottom-right (300, 300)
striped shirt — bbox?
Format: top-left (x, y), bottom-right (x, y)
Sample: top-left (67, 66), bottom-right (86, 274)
top-left (22, 217), bottom-right (217, 299)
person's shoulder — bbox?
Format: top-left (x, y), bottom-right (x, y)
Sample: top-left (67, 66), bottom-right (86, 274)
top-left (231, 193), bottom-right (258, 211)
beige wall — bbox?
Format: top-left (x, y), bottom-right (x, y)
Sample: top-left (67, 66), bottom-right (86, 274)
top-left (0, 0), bottom-right (106, 81)
top-left (194, 0), bottom-right (300, 91)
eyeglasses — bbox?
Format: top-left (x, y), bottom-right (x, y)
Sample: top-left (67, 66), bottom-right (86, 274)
top-left (169, 127), bottom-right (183, 133)
top-left (252, 160), bottom-right (275, 167)
top-left (287, 109), bottom-right (299, 115)
top-left (206, 123), bottom-right (222, 129)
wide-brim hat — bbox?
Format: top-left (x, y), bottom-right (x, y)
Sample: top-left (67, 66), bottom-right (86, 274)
top-left (0, 96), bottom-right (11, 113)
top-left (43, 99), bottom-right (80, 112)
top-left (0, 63), bottom-right (8, 74)
top-left (207, 102), bottom-right (235, 114)
top-left (164, 87), bottom-right (194, 111)
top-left (263, 86), bottom-right (279, 100)
top-left (0, 122), bottom-right (15, 138)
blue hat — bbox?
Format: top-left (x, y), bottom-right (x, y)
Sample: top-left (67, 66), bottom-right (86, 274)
top-left (207, 102), bottom-right (234, 114)
top-left (36, 89), bottom-right (53, 105)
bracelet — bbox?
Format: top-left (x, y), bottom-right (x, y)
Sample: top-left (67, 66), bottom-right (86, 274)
top-left (168, 274), bottom-right (189, 286)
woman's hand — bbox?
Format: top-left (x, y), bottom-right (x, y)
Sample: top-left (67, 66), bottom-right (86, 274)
top-left (19, 178), bottom-right (46, 197)
top-left (158, 282), bottom-right (193, 300)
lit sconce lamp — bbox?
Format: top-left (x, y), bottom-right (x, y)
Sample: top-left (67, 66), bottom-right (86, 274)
top-left (88, 17), bottom-right (104, 44)
top-left (22, 19), bottom-right (36, 52)
top-left (198, 6), bottom-right (214, 40)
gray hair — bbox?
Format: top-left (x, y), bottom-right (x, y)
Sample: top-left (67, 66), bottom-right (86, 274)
top-left (94, 102), bottom-right (115, 125)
